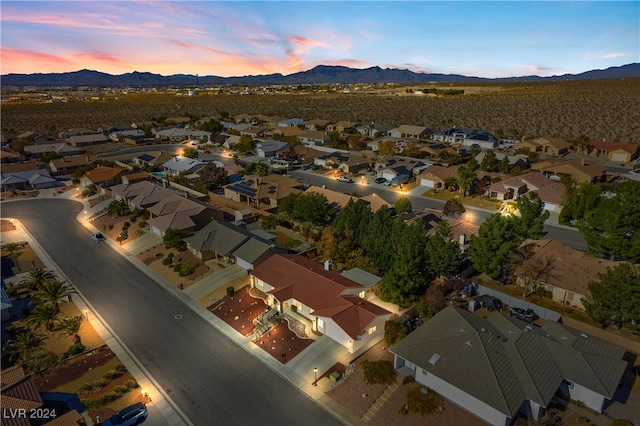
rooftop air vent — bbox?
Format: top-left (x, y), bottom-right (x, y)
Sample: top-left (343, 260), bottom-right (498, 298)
top-left (429, 353), bottom-right (441, 366)
top-left (580, 333), bottom-right (589, 338)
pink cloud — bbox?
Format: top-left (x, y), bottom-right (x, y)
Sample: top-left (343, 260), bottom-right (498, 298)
top-left (599, 52), bottom-right (629, 59)
top-left (307, 59), bottom-right (376, 69)
top-left (1, 48), bottom-right (73, 73)
top-left (72, 50), bottom-right (130, 67)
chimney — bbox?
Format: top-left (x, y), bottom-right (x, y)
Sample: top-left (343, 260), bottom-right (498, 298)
top-left (174, 156), bottom-right (179, 162)
top-left (324, 260), bottom-right (332, 271)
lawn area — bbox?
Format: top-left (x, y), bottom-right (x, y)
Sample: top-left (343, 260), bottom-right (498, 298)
top-left (274, 231), bottom-right (303, 248)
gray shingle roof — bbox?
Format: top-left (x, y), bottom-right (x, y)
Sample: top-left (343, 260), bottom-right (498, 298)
top-left (390, 307), bottom-right (626, 417)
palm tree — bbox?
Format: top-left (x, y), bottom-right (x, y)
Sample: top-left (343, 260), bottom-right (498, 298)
top-left (2, 242), bottom-right (23, 271)
top-left (32, 280), bottom-right (76, 311)
top-left (20, 267), bottom-right (57, 291)
top-left (27, 303), bottom-right (60, 333)
top-left (107, 199), bottom-right (130, 218)
top-left (4, 329), bottom-right (44, 364)
top-left (56, 315), bottom-right (83, 344)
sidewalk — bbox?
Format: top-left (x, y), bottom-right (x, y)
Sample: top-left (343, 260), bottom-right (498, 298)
top-left (3, 188), bottom-right (357, 426)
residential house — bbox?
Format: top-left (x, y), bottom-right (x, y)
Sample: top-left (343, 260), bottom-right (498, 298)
top-left (154, 127), bottom-right (211, 143)
top-left (432, 127), bottom-right (499, 149)
top-left (419, 142), bottom-right (451, 159)
top-left (292, 145), bottom-right (325, 166)
top-left (67, 133), bottom-right (109, 147)
top-left (356, 123), bottom-right (394, 138)
top-left (305, 185), bottom-right (356, 210)
top-left (111, 180), bottom-right (180, 210)
top-left (224, 174), bottom-right (304, 209)
top-left (327, 121), bottom-right (358, 134)
top-left (267, 126), bottom-right (304, 139)
top-left (108, 129), bottom-right (145, 141)
top-left (277, 118), bottom-right (306, 127)
top-left (0, 149), bottom-right (23, 164)
top-left (405, 208), bottom-right (479, 252)
top-left (255, 141), bottom-right (290, 158)
top-left (377, 158), bottom-right (427, 182)
top-left (359, 193), bottom-right (392, 213)
top-left (474, 150), bottom-right (530, 170)
top-left (146, 192), bottom-right (223, 236)
top-left (79, 166), bottom-right (129, 190)
top-left (305, 119), bottom-right (333, 131)
top-left (1, 365), bottom-right (44, 426)
top-left (418, 165), bottom-right (460, 190)
top-left (133, 151), bottom-right (176, 169)
top-left (391, 306), bottom-right (626, 425)
top-left (250, 254), bottom-right (394, 354)
top-left (514, 239), bottom-right (621, 309)
top-left (1, 163), bottom-right (42, 174)
top-left (184, 220), bottom-right (283, 270)
top-left (161, 156), bottom-right (206, 177)
top-left (588, 140), bottom-right (639, 163)
top-left (240, 126), bottom-right (270, 139)
top-left (1, 169), bottom-right (57, 191)
top-left (15, 131), bottom-right (54, 144)
top-left (485, 172), bottom-right (566, 212)
top-left (121, 172), bottom-right (150, 185)
top-left (387, 125), bottom-right (431, 139)
top-left (58, 128), bottom-right (100, 139)
top-left (314, 152), bottom-right (368, 174)
top-left (221, 135), bottom-right (242, 150)
top-left (49, 155), bottom-right (99, 173)
top-left (517, 136), bottom-right (572, 157)
top-left (165, 117), bottom-right (191, 125)
top-left (366, 138), bottom-right (409, 154)
top-left (530, 158), bottom-right (607, 183)
top-left (23, 143), bottom-right (84, 158)
top-left (299, 130), bottom-right (329, 147)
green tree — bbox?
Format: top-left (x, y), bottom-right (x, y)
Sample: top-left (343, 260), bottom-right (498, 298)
top-left (32, 279), bottom-right (76, 312)
top-left (378, 140), bottom-right (397, 156)
top-left (333, 198), bottom-right (373, 241)
top-left (583, 263), bottom-right (640, 331)
top-left (425, 221), bottom-right (461, 277)
top-left (442, 199), bottom-right (465, 217)
top-left (559, 181), bottom-right (607, 225)
top-left (106, 199), bottom-right (130, 218)
top-left (469, 214), bottom-right (520, 279)
top-left (513, 192), bottom-right (549, 240)
top-left (395, 195), bottom-right (412, 215)
top-left (2, 242), bottom-right (24, 271)
top-left (233, 135), bottom-right (254, 154)
top-left (384, 320), bottom-right (408, 346)
top-left (480, 150), bottom-right (499, 172)
top-left (27, 303), bottom-right (60, 333)
top-left (196, 162), bottom-right (228, 190)
top-left (456, 165), bottom-right (475, 196)
top-left (499, 156), bottom-right (511, 174)
top-left (56, 315), bottom-right (84, 344)
top-left (4, 329), bottom-right (45, 366)
top-left (200, 118), bottom-right (223, 133)
top-left (20, 268), bottom-right (57, 291)
top-left (182, 147), bottom-right (198, 159)
top-left (580, 181), bottom-right (640, 262)
top-left (467, 157), bottom-right (479, 172)
top-left (163, 228), bottom-right (188, 251)
top-left (293, 192), bottom-right (335, 226)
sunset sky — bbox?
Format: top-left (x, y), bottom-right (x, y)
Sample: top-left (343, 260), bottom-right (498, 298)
top-left (1, 1), bottom-right (638, 78)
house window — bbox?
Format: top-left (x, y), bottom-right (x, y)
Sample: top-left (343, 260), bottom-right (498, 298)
top-left (368, 326), bottom-right (377, 335)
top-left (359, 290), bottom-right (366, 299)
top-left (566, 292), bottom-right (575, 302)
top-left (317, 319), bottom-right (324, 331)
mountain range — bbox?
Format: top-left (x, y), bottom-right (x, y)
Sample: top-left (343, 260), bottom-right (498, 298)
top-left (3, 63), bottom-right (639, 87)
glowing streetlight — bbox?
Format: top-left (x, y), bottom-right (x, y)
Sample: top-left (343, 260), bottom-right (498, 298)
top-left (313, 367), bottom-right (318, 386)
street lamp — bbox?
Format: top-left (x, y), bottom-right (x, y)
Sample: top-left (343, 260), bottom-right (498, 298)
top-left (83, 308), bottom-right (88, 318)
top-left (313, 367), bottom-right (318, 386)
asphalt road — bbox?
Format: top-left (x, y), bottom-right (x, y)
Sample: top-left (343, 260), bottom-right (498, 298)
top-left (3, 199), bottom-right (343, 426)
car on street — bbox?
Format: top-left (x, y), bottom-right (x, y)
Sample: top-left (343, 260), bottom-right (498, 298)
top-left (102, 402), bottom-right (148, 425)
top-left (336, 176), bottom-right (353, 183)
top-left (374, 177), bottom-right (387, 184)
top-left (90, 232), bottom-right (106, 242)
top-left (203, 150), bottom-right (211, 154)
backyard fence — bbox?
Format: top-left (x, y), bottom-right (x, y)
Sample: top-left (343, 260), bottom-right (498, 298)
top-left (476, 284), bottom-right (562, 322)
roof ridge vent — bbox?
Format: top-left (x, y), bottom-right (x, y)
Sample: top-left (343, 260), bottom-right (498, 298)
top-left (429, 353), bottom-right (441, 365)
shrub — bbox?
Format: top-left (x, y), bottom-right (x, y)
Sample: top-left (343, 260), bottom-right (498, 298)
top-left (384, 320), bottom-right (408, 346)
top-left (130, 216), bottom-right (138, 223)
top-left (162, 257), bottom-right (173, 266)
top-left (406, 385), bottom-right (442, 417)
top-left (124, 380), bottom-right (138, 389)
top-left (173, 264), bottom-right (181, 272)
top-left (114, 363), bottom-right (126, 373)
top-left (66, 343), bottom-right (85, 357)
top-left (99, 393), bottom-right (119, 404)
top-left (168, 252), bottom-right (174, 258)
top-left (402, 375), bottom-right (416, 385)
top-left (177, 262), bottom-right (197, 276)
top-left (226, 287), bottom-right (235, 297)
top-left (290, 305), bottom-right (298, 313)
top-left (610, 420), bottom-right (633, 426)
top-left (122, 221), bottom-right (131, 230)
top-left (112, 385), bottom-right (129, 396)
top-left (108, 224), bottom-right (114, 230)
top-left (102, 369), bottom-right (122, 380)
top-left (77, 383), bottom-right (95, 394)
top-left (361, 360), bottom-right (397, 385)
top-left (95, 378), bottom-right (109, 388)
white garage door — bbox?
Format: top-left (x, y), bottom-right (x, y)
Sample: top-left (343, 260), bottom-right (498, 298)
top-left (420, 178), bottom-right (435, 188)
top-left (611, 152), bottom-right (627, 162)
top-left (382, 172), bottom-right (395, 181)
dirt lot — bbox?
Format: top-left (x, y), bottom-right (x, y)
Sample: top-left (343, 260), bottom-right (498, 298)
top-left (252, 317), bottom-right (314, 364)
top-left (91, 213), bottom-right (146, 245)
top-left (208, 285), bottom-right (267, 336)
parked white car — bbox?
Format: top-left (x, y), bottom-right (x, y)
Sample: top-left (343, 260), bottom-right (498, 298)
top-left (336, 176), bottom-right (353, 183)
top-left (90, 232), bottom-right (106, 242)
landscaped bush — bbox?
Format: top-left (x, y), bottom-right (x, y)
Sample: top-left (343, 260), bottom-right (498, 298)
top-left (406, 385), bottom-right (442, 417)
top-left (384, 320), bottom-right (408, 346)
top-left (66, 343), bottom-right (85, 357)
top-left (162, 257), bottom-right (173, 266)
top-left (114, 363), bottom-right (126, 373)
top-left (112, 385), bottom-right (129, 396)
top-left (290, 305), bottom-right (298, 313)
top-left (226, 287), bottom-right (235, 297)
top-left (361, 360), bottom-right (397, 385)
top-left (101, 369), bottom-right (123, 381)
top-left (402, 375), bottom-right (416, 385)
top-left (177, 261), bottom-right (197, 277)
top-left (610, 420), bottom-right (633, 426)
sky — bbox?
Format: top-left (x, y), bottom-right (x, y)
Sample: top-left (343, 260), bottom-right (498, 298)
top-left (1, 1), bottom-right (638, 78)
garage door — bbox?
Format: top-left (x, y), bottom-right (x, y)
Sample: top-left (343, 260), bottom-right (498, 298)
top-left (611, 152), bottom-right (627, 162)
top-left (420, 179), bottom-right (435, 188)
top-left (382, 172), bottom-right (395, 181)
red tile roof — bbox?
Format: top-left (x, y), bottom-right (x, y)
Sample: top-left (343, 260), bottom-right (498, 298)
top-left (252, 254), bottom-right (392, 337)
top-left (589, 140), bottom-right (639, 155)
